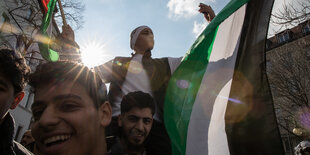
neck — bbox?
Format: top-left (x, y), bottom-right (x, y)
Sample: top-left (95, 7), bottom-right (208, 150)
top-left (134, 49), bottom-right (145, 55)
top-left (132, 50), bottom-right (152, 58)
top-left (92, 133), bottom-right (107, 155)
top-left (120, 138), bottom-right (144, 155)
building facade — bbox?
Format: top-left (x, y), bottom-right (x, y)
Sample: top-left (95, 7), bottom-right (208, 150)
top-left (266, 20), bottom-right (310, 154)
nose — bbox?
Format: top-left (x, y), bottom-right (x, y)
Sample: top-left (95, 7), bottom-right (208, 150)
top-left (135, 119), bottom-right (144, 131)
top-left (38, 106), bottom-right (59, 130)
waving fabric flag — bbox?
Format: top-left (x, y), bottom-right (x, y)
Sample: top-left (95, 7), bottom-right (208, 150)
top-left (38, 0), bottom-right (59, 62)
top-left (164, 0), bottom-right (284, 154)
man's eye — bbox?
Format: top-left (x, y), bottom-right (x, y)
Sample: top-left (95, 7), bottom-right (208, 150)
top-left (143, 118), bottom-right (152, 125)
top-left (32, 110), bottom-right (43, 121)
top-left (127, 116), bottom-right (139, 122)
top-left (60, 102), bottom-right (79, 112)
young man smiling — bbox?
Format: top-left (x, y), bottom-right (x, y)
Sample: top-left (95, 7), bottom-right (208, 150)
top-left (0, 48), bottom-right (32, 155)
top-left (108, 91), bottom-right (155, 155)
top-left (29, 61), bottom-right (112, 155)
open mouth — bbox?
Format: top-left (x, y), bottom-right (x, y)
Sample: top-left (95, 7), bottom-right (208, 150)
top-left (132, 134), bottom-right (144, 137)
top-left (43, 134), bottom-right (71, 147)
top-left (131, 133), bottom-right (145, 142)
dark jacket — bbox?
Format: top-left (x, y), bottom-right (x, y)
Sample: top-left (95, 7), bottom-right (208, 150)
top-left (0, 113), bottom-right (33, 155)
top-left (109, 56), bottom-right (171, 122)
top-left (107, 136), bottom-right (147, 155)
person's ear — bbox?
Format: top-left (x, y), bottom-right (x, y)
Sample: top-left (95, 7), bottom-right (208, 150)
top-left (118, 115), bottom-right (122, 127)
top-left (11, 92), bottom-right (25, 109)
top-left (99, 101), bottom-right (112, 127)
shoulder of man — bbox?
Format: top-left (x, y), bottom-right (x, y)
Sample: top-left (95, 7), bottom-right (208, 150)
top-left (107, 137), bottom-right (125, 155)
top-left (114, 56), bottom-right (132, 62)
top-left (13, 141), bottom-right (33, 155)
top-left (112, 56), bottom-right (133, 69)
top-left (152, 57), bottom-right (182, 62)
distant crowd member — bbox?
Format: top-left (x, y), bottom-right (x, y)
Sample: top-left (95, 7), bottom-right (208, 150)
top-left (20, 130), bottom-right (35, 146)
top-left (108, 91), bottom-right (155, 155)
top-left (20, 130), bottom-right (39, 154)
top-left (0, 48), bottom-right (32, 155)
top-left (295, 140), bottom-right (310, 155)
top-left (56, 24), bottom-right (81, 62)
top-left (29, 62), bottom-right (112, 155)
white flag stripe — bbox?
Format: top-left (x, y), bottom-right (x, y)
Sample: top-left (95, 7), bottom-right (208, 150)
top-left (186, 5), bottom-right (247, 155)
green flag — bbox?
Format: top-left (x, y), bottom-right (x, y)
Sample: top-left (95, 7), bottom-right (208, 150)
top-left (38, 0), bottom-right (59, 62)
top-left (164, 0), bottom-right (284, 154)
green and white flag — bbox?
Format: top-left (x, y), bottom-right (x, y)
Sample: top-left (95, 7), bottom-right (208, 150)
top-left (164, 0), bottom-right (284, 154)
top-left (38, 0), bottom-right (59, 62)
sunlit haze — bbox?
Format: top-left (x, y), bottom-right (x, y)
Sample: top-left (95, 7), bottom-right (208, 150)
top-left (81, 39), bottom-right (108, 68)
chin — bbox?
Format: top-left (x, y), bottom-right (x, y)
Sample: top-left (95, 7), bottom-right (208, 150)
top-left (130, 140), bottom-right (144, 146)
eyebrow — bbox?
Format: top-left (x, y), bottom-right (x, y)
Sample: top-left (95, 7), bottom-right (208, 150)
top-left (53, 94), bottom-right (82, 102)
top-left (32, 94), bottom-right (82, 109)
top-left (128, 115), bottom-right (152, 120)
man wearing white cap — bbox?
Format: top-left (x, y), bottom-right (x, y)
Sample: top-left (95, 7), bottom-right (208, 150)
top-left (95, 4), bottom-right (215, 155)
top-left (96, 25), bottom-right (178, 155)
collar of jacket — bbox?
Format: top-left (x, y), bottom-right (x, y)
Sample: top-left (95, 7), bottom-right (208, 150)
top-left (0, 113), bottom-right (15, 151)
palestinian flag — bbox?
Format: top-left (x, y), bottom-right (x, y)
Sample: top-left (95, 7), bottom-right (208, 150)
top-left (38, 0), bottom-right (59, 62)
top-left (164, 0), bottom-right (284, 154)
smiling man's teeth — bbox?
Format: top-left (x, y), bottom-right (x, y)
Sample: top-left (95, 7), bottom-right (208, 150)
top-left (44, 135), bottom-right (71, 145)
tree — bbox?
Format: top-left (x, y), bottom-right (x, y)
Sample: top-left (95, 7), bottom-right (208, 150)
top-left (0, 0), bottom-right (84, 64)
top-left (267, 1), bottom-right (310, 143)
top-left (54, 0), bottom-right (85, 30)
top-left (270, 0), bottom-right (310, 35)
top-left (268, 50), bottom-right (310, 109)
top-left (266, 34), bottom-right (310, 143)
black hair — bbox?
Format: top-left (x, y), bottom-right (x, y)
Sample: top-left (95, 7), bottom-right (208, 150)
top-left (0, 48), bottom-right (30, 94)
top-left (29, 61), bottom-right (107, 108)
top-left (121, 91), bottom-right (155, 115)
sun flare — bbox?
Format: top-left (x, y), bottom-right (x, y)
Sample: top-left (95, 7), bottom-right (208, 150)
top-left (81, 39), bottom-right (108, 68)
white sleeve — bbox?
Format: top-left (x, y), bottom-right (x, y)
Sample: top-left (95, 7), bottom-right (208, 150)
top-left (168, 57), bottom-right (183, 74)
top-left (94, 59), bottom-right (113, 83)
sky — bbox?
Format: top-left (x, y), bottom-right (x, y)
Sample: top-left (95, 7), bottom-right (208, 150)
top-left (75, 0), bottom-right (293, 68)
top-left (75, 0), bottom-right (229, 67)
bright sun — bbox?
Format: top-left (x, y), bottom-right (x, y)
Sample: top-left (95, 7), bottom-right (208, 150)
top-left (81, 40), bottom-right (107, 68)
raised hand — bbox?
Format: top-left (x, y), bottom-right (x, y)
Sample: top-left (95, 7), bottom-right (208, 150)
top-left (199, 3), bottom-right (215, 22)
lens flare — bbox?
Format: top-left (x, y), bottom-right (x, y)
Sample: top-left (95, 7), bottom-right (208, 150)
top-left (298, 107), bottom-right (310, 129)
top-left (80, 39), bottom-right (110, 68)
top-left (218, 95), bottom-right (242, 104)
top-left (176, 80), bottom-right (190, 89)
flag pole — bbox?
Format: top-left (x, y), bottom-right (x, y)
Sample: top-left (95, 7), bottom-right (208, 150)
top-left (57, 0), bottom-right (67, 26)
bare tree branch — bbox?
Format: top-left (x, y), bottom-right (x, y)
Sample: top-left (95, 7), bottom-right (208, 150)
top-left (270, 0), bottom-right (310, 35)
top-left (1, 0), bottom-right (84, 65)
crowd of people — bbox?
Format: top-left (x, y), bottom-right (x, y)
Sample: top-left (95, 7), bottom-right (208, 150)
top-left (1, 2), bottom-right (309, 154)
top-left (0, 3), bottom-right (273, 155)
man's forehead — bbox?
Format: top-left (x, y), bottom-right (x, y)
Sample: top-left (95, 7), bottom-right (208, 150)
top-left (34, 81), bottom-right (79, 96)
top-left (32, 82), bottom-right (86, 106)
top-left (125, 107), bottom-right (153, 117)
top-left (141, 28), bottom-right (152, 33)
